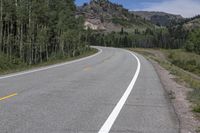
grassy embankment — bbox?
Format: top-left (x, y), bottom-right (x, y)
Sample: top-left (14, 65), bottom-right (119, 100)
top-left (0, 48), bottom-right (98, 76)
top-left (129, 48), bottom-right (200, 113)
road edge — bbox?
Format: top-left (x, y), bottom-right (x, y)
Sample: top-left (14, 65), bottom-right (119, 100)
top-left (0, 47), bottom-right (102, 80)
top-left (149, 58), bottom-right (199, 133)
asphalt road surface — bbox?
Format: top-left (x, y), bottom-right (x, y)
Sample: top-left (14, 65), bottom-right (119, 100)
top-left (0, 47), bottom-right (179, 133)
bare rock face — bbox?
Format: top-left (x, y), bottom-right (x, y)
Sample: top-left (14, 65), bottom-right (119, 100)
top-left (84, 19), bottom-right (105, 30)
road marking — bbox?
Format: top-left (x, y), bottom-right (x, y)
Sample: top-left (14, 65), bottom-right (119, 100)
top-left (0, 47), bottom-right (102, 80)
top-left (0, 93), bottom-right (18, 101)
top-left (98, 50), bottom-right (141, 133)
top-left (83, 66), bottom-right (92, 71)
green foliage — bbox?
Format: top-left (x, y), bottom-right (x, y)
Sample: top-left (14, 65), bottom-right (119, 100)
top-left (189, 88), bottom-right (200, 113)
top-left (185, 40), bottom-right (195, 52)
top-left (168, 50), bottom-right (200, 76)
top-left (0, 53), bottom-right (26, 73)
top-left (0, 0), bottom-right (89, 66)
top-left (185, 29), bottom-right (200, 54)
top-left (86, 28), bottom-right (182, 49)
top-left (131, 48), bottom-right (200, 114)
top-left (112, 18), bottom-right (132, 27)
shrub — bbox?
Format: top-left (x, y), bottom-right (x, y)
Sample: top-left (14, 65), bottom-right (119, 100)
top-left (168, 50), bottom-right (200, 76)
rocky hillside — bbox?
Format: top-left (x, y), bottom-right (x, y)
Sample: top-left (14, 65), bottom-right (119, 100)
top-left (76, 0), bottom-right (154, 32)
top-left (183, 16), bottom-right (200, 30)
top-left (133, 11), bottom-right (183, 26)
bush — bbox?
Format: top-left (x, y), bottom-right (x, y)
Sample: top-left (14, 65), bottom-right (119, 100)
top-left (185, 29), bottom-right (200, 54)
top-left (185, 41), bottom-right (194, 52)
top-left (193, 105), bottom-right (200, 113)
top-left (168, 50), bottom-right (200, 76)
top-left (0, 54), bottom-right (26, 73)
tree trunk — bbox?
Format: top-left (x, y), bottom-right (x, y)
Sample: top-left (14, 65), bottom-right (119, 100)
top-left (40, 45), bottom-right (42, 63)
top-left (20, 24), bottom-right (23, 60)
top-left (0, 0), bottom-right (3, 51)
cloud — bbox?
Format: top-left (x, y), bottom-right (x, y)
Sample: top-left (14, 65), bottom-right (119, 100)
top-left (136, 0), bottom-right (200, 18)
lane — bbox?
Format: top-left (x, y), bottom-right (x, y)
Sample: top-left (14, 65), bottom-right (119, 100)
top-left (0, 47), bottom-right (137, 133)
top-left (110, 53), bottom-right (179, 133)
top-left (0, 47), bottom-right (179, 133)
top-left (98, 50), bottom-right (141, 133)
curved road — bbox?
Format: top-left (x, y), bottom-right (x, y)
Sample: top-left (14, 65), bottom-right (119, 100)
top-left (0, 47), bottom-right (179, 133)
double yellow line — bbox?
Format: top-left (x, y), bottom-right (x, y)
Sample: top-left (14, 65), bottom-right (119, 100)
top-left (0, 93), bottom-right (17, 101)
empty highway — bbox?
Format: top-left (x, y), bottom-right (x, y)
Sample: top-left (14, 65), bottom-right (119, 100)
top-left (0, 47), bottom-right (179, 133)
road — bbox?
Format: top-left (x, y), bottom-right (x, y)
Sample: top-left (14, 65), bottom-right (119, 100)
top-left (0, 47), bottom-right (179, 133)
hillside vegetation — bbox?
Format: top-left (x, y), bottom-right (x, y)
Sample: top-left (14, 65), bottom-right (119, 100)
top-left (85, 11), bottom-right (200, 55)
top-left (185, 29), bottom-right (200, 54)
top-left (133, 11), bottom-right (183, 26)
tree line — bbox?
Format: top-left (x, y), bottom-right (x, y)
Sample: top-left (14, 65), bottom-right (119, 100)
top-left (86, 18), bottom-right (200, 55)
top-left (0, 0), bottom-right (199, 67)
top-left (86, 27), bottom-right (187, 49)
top-left (0, 0), bottom-right (90, 65)
top-left (185, 29), bottom-right (200, 54)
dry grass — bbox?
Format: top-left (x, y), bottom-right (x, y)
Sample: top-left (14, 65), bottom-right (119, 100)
top-left (129, 48), bottom-right (200, 113)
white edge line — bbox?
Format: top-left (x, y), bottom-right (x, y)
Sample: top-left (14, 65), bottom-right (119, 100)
top-left (0, 47), bottom-right (102, 80)
top-left (98, 50), bottom-right (141, 133)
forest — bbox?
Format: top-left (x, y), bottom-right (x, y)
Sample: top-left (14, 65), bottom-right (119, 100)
top-left (86, 16), bottom-right (200, 55)
top-left (0, 0), bottom-right (199, 72)
top-left (86, 27), bottom-right (185, 49)
top-left (0, 0), bottom-right (90, 66)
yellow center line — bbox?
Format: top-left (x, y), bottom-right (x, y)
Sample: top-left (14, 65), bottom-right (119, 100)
top-left (83, 66), bottom-right (92, 71)
top-left (0, 93), bottom-right (18, 101)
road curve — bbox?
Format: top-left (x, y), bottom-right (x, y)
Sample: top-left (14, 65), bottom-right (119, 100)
top-left (0, 47), bottom-right (179, 133)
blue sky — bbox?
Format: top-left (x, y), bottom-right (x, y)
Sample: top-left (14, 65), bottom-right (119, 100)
top-left (75, 0), bottom-right (200, 18)
top-left (76, 0), bottom-right (165, 10)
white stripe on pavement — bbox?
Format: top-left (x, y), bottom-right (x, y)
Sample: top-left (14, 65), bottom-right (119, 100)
top-left (98, 50), bottom-right (141, 133)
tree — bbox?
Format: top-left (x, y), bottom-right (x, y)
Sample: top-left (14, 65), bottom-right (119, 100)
top-left (0, 0), bottom-right (89, 65)
top-left (186, 29), bottom-right (200, 54)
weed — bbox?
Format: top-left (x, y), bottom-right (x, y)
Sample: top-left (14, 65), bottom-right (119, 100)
top-left (130, 48), bottom-right (200, 114)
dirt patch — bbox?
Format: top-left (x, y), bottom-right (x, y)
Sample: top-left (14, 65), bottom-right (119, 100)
top-left (150, 59), bottom-right (199, 133)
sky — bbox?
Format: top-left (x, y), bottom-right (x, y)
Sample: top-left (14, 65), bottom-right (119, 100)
top-left (75, 0), bottom-right (200, 18)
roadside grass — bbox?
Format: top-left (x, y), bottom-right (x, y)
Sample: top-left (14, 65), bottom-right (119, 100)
top-left (0, 54), bottom-right (27, 74)
top-left (196, 127), bottom-right (200, 132)
top-left (129, 48), bottom-right (200, 114)
top-left (167, 50), bottom-right (200, 77)
top-left (0, 48), bottom-right (98, 76)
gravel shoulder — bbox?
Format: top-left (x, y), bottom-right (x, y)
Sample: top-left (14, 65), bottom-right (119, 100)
top-left (151, 59), bottom-right (199, 133)
top-left (130, 48), bottom-right (200, 133)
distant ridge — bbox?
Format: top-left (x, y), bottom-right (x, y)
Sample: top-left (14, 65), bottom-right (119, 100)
top-left (133, 11), bottom-right (183, 26)
top-left (181, 15), bottom-right (200, 30)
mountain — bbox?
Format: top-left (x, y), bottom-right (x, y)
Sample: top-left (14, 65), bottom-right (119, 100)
top-left (76, 0), bottom-right (154, 32)
top-left (133, 11), bottom-right (183, 26)
top-left (183, 16), bottom-right (200, 30)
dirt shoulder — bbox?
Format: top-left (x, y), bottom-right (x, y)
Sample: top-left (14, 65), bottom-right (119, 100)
top-left (130, 48), bottom-right (200, 133)
top-left (151, 59), bottom-right (198, 133)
